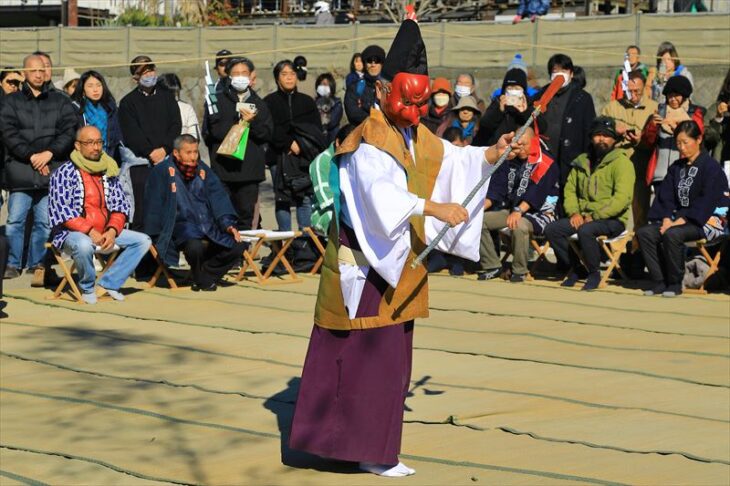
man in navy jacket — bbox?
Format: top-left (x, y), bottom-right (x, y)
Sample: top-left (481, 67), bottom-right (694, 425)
top-left (144, 134), bottom-right (246, 291)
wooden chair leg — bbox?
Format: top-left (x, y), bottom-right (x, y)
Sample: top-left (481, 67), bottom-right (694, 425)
top-left (236, 239), bottom-right (265, 282)
top-left (260, 238), bottom-right (301, 284)
top-left (147, 245), bottom-right (178, 289)
top-left (303, 227), bottom-right (326, 275)
top-left (688, 242), bottom-right (725, 294)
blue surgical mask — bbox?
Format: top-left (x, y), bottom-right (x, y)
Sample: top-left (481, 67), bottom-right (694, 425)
top-left (139, 75), bottom-right (157, 88)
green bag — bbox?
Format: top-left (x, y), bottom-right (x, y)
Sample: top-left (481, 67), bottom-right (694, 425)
top-left (216, 121), bottom-right (249, 161)
top-left (231, 125), bottom-right (250, 160)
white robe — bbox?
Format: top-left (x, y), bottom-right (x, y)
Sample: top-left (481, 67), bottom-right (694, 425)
top-left (338, 131), bottom-right (493, 318)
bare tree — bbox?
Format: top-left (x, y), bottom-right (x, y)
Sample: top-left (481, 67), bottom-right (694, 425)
top-left (382, 0), bottom-right (444, 23)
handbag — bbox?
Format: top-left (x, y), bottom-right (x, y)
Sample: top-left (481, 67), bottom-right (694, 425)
top-left (216, 121), bottom-right (250, 161)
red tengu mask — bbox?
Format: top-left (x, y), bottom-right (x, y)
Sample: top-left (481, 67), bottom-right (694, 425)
top-left (382, 73), bottom-right (431, 129)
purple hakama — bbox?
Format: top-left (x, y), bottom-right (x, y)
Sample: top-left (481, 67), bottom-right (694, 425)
top-left (288, 320), bottom-right (414, 465)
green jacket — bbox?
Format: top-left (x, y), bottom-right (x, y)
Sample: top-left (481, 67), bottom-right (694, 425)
top-left (563, 149), bottom-right (635, 226)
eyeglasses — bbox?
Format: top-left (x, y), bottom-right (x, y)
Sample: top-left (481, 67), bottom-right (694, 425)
top-left (365, 58), bottom-right (382, 65)
top-left (5, 80), bottom-right (21, 87)
top-left (77, 139), bottom-right (104, 147)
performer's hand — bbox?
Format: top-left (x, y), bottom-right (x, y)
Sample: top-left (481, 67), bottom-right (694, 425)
top-left (569, 213), bottom-right (584, 230)
top-left (425, 201), bottom-right (468, 228)
top-left (228, 226), bottom-right (242, 242)
top-left (486, 132), bottom-right (515, 164)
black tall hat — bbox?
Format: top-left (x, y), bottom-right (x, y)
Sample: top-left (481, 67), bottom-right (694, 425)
top-left (382, 19), bottom-right (428, 82)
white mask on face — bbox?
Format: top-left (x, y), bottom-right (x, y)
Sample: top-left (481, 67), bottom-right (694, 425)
top-left (316, 84), bottom-right (331, 97)
top-left (139, 75), bottom-right (157, 88)
top-left (230, 76), bottom-right (250, 92)
top-left (454, 85), bottom-right (472, 98)
top-left (433, 93), bottom-right (450, 108)
top-left (551, 72), bottom-right (571, 89)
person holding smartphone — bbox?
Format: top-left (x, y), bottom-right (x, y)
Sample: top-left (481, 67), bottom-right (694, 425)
top-left (602, 70), bottom-right (658, 228)
top-left (202, 57), bottom-right (273, 231)
top-left (473, 68), bottom-right (531, 147)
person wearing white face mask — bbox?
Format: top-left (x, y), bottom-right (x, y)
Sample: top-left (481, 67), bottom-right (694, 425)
top-left (421, 77), bottom-right (453, 134)
top-left (118, 55), bottom-right (182, 269)
top-left (453, 73), bottom-right (486, 113)
top-left (314, 72), bottom-right (343, 144)
top-left (532, 53), bottom-right (596, 189)
top-left (202, 57), bottom-right (274, 232)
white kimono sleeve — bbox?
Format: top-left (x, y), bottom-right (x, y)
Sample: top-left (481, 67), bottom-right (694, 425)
top-left (338, 143), bottom-right (424, 289)
top-left (424, 139), bottom-right (493, 262)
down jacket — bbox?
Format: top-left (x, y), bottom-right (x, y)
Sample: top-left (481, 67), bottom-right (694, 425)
top-left (0, 81), bottom-right (77, 190)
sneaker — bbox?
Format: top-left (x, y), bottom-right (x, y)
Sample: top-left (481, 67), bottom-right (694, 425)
top-left (3, 266), bottom-right (21, 280)
top-left (643, 282), bottom-right (666, 296)
top-left (29, 266), bottom-right (45, 288)
top-left (191, 282), bottom-right (217, 292)
top-left (662, 284), bottom-right (682, 298)
top-left (477, 268), bottom-right (500, 281)
top-left (99, 287), bottom-right (125, 301)
top-left (581, 272), bottom-right (601, 291)
top-left (510, 273), bottom-right (527, 283)
top-left (82, 292), bottom-right (97, 305)
top-left (561, 272), bottom-right (580, 287)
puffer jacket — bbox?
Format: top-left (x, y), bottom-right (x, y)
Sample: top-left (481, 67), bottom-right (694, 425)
top-left (563, 148), bottom-right (635, 226)
top-left (0, 81), bottom-right (78, 190)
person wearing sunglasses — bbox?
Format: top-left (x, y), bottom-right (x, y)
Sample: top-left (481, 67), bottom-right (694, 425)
top-left (344, 44), bottom-right (385, 126)
top-left (0, 68), bottom-right (24, 95)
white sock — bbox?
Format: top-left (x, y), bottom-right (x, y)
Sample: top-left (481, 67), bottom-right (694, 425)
top-left (360, 461), bottom-right (415, 477)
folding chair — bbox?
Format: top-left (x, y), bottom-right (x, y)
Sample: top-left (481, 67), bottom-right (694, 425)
top-left (146, 244), bottom-right (180, 289)
top-left (569, 231), bottom-right (633, 289)
top-left (235, 230), bottom-right (302, 285)
top-left (683, 237), bottom-right (727, 295)
top-left (303, 226), bottom-right (326, 274)
top-left (499, 228), bottom-right (552, 280)
top-left (45, 242), bottom-right (120, 303)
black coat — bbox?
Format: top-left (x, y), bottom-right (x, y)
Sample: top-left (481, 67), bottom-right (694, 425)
top-left (473, 100), bottom-right (532, 147)
top-left (203, 84), bottom-right (274, 183)
top-left (0, 81), bottom-right (78, 190)
top-left (532, 82), bottom-right (595, 185)
top-left (264, 88), bottom-right (320, 158)
top-left (344, 75), bottom-right (377, 126)
top-left (118, 86), bottom-right (182, 159)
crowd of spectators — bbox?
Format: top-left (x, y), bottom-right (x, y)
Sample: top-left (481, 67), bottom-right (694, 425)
top-left (0, 38), bottom-right (728, 309)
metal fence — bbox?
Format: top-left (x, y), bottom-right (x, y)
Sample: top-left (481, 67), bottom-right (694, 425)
top-left (1, 13), bottom-right (728, 71)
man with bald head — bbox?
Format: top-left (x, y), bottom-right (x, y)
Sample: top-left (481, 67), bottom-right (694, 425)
top-left (0, 54), bottom-right (77, 285)
top-left (48, 126), bottom-right (151, 304)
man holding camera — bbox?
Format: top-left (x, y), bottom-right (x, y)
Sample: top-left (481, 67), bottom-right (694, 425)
top-left (602, 70), bottom-right (658, 228)
top-left (202, 57), bottom-right (273, 231)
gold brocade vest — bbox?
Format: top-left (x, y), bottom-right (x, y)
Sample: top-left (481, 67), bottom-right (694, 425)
top-left (313, 109), bottom-right (444, 331)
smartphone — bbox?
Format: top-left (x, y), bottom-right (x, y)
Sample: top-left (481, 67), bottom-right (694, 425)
top-left (236, 102), bottom-right (258, 114)
top-left (626, 128), bottom-right (636, 136)
top-left (505, 94), bottom-right (521, 107)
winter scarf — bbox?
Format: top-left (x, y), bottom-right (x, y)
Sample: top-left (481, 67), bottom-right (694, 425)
top-left (84, 100), bottom-right (109, 150)
top-left (70, 149), bottom-right (119, 177)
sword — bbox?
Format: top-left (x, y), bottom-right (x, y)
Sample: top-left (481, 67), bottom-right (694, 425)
top-left (411, 73), bottom-right (566, 269)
